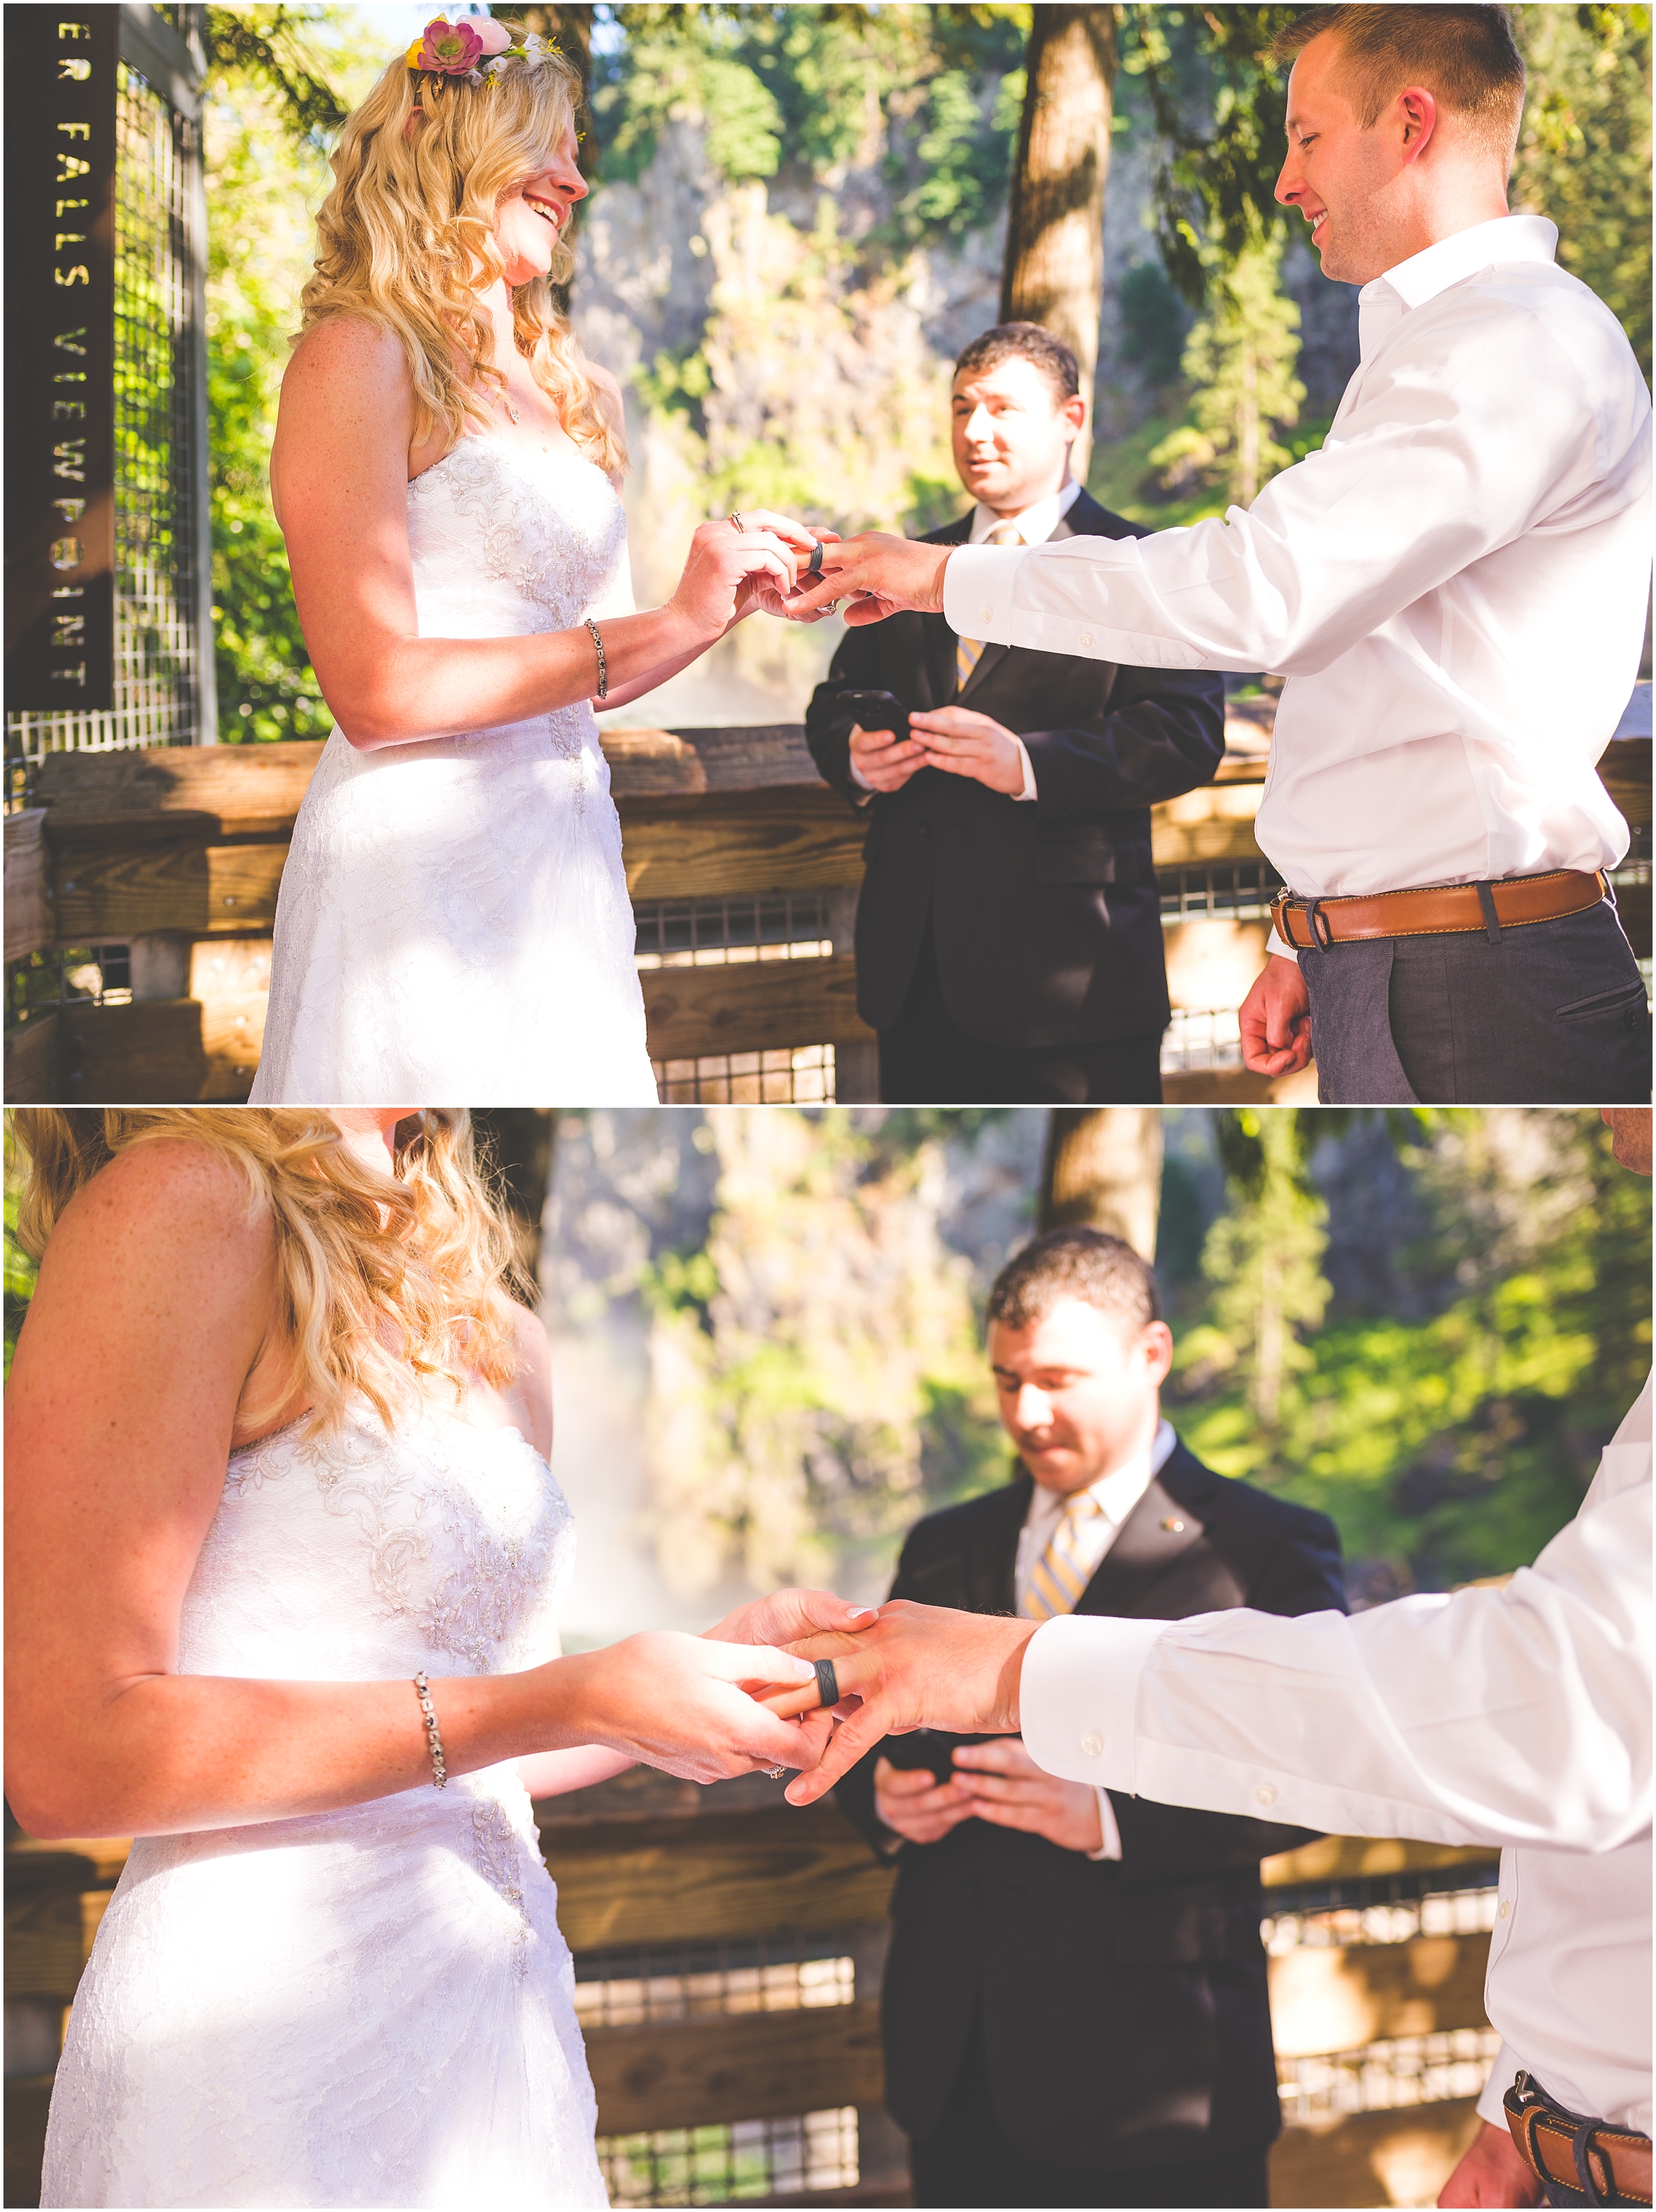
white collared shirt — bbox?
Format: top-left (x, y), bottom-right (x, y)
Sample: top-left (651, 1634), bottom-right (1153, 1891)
top-left (944, 215), bottom-right (1651, 914)
top-left (1021, 1374), bottom-right (1653, 2131)
top-left (1014, 1414), bottom-right (1177, 1612)
top-left (968, 474), bottom-right (1084, 548)
top-left (1016, 1418), bottom-right (1177, 1860)
top-left (848, 478), bottom-right (1083, 803)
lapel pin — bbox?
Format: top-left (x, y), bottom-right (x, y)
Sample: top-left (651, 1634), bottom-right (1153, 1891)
top-left (1161, 1517), bottom-right (1185, 1534)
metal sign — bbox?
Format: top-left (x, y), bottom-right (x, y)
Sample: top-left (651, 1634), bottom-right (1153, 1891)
top-left (4, 6), bottom-right (119, 712)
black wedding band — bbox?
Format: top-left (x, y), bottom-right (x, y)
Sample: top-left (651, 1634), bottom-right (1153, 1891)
top-left (814, 1658), bottom-right (840, 1709)
top-left (807, 540), bottom-right (824, 578)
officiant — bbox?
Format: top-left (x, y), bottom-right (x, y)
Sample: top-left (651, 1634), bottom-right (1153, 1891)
top-left (804, 323), bottom-right (1225, 1105)
top-left (834, 1227), bottom-right (1348, 2208)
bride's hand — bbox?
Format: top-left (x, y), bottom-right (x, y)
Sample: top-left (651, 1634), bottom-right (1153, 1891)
top-left (727, 520), bottom-right (842, 625)
top-left (703, 1588), bottom-right (877, 1648)
top-left (670, 513), bottom-right (816, 638)
top-left (561, 1631), bottom-right (827, 1783)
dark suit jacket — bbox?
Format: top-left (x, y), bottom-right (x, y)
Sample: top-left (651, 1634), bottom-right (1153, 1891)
top-left (805, 491), bottom-right (1226, 1050)
top-left (835, 1438), bottom-right (1348, 2175)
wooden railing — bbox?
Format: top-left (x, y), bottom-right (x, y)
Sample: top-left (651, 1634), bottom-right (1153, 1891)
top-left (6, 714), bottom-right (1647, 1106)
top-left (7, 1770), bottom-right (1499, 2209)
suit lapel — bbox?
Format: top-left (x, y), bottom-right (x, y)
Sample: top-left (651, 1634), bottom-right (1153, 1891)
top-left (969, 1471), bottom-right (1031, 1615)
top-left (1072, 1445), bottom-right (1220, 1620)
top-left (956, 638), bottom-right (1010, 705)
top-left (953, 491), bottom-right (1090, 703)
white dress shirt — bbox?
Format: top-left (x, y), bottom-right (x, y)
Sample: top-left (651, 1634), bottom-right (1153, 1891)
top-left (1015, 1417), bottom-right (1177, 1860)
top-left (849, 476), bottom-right (1083, 804)
top-left (943, 216), bottom-right (1651, 923)
top-left (1021, 1374), bottom-right (1653, 2131)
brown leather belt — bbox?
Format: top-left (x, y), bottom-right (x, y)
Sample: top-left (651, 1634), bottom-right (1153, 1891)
top-left (1505, 2073), bottom-right (1653, 2206)
top-left (1271, 868), bottom-right (1610, 951)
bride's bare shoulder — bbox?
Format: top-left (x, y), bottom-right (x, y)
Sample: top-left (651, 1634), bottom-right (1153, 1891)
top-left (284, 313), bottom-right (408, 395)
top-left (273, 318), bottom-right (415, 506)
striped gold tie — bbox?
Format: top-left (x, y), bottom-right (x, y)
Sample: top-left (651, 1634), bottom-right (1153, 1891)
top-left (1022, 1490), bottom-right (1107, 1621)
top-left (955, 520), bottom-right (1023, 696)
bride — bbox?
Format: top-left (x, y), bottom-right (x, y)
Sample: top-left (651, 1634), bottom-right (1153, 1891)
top-left (250, 20), bottom-right (820, 1105)
top-left (6, 1108), bottom-right (863, 2207)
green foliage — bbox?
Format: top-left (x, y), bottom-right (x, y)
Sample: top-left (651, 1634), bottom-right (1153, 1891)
top-left (1118, 259), bottom-right (1187, 388)
top-left (1190, 1108), bottom-right (1329, 1430)
top-left (594, 6), bottom-right (1025, 251)
top-left (204, 4), bottom-right (348, 137)
top-left (1171, 1111), bottom-right (1650, 1594)
top-left (203, 22), bottom-right (351, 742)
top-left (1512, 3), bottom-right (1653, 380)
top-left (1147, 235), bottom-right (1304, 506)
top-left (1121, 5), bottom-right (1304, 304)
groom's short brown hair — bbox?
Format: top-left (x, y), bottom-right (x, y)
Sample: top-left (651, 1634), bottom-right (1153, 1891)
top-left (987, 1227), bottom-right (1162, 1335)
top-left (1269, 6), bottom-right (1526, 162)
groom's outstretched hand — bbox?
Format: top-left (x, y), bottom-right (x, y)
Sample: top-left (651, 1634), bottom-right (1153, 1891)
top-left (785, 534), bottom-right (954, 627)
top-left (778, 1602), bottom-right (1039, 1804)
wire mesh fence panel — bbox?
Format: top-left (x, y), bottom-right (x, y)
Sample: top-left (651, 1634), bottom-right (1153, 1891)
top-left (1157, 861), bottom-right (1285, 921)
top-left (1278, 2028), bottom-right (1504, 2124)
top-left (596, 2108), bottom-right (859, 2208)
top-left (652, 1046), bottom-right (837, 1105)
top-left (634, 894), bottom-right (835, 970)
top-left (574, 1939), bottom-right (858, 2031)
top-left (6, 48), bottom-right (206, 805)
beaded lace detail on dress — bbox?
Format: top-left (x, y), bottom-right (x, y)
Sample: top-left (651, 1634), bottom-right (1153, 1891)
top-left (250, 436), bottom-right (657, 1108)
top-left (41, 1399), bottom-right (609, 2210)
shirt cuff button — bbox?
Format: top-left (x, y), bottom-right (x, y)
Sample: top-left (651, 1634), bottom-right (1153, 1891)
top-left (1254, 1783), bottom-right (1277, 1806)
top-left (978, 606), bottom-right (994, 625)
top-left (1080, 1732), bottom-right (1103, 1758)
top-left (1078, 632), bottom-right (1094, 647)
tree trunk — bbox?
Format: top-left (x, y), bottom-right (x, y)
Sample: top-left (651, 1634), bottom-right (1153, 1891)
top-left (1037, 1109), bottom-right (1164, 1260)
top-left (1000, 7), bottom-right (1116, 485)
top-left (471, 1110), bottom-right (557, 1295)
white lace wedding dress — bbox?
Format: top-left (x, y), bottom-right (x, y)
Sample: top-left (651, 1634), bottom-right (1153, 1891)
top-left (41, 1400), bottom-right (610, 2209)
top-left (250, 436), bottom-right (658, 1104)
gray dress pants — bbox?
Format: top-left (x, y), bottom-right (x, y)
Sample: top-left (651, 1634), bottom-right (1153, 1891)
top-left (1299, 899), bottom-right (1650, 1104)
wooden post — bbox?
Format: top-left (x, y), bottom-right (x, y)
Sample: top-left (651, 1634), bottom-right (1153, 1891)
top-left (1000, 7), bottom-right (1116, 484)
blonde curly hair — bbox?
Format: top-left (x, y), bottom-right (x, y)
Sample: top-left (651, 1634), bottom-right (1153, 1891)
top-left (299, 22), bottom-right (624, 471)
top-left (10, 1110), bottom-right (525, 1437)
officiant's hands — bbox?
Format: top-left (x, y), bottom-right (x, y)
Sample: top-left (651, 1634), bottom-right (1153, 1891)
top-left (873, 1739), bottom-right (1103, 1853)
top-left (950, 1736), bottom-right (1103, 1852)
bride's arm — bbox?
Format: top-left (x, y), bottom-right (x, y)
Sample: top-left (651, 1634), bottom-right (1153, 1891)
top-left (269, 319), bottom-right (809, 753)
top-left (3, 1144), bottom-right (821, 1842)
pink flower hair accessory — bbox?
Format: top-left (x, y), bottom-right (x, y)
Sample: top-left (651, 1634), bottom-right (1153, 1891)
top-left (406, 18), bottom-right (484, 77)
top-left (406, 15), bottom-right (560, 88)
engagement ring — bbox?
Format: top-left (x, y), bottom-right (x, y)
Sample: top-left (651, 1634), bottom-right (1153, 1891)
top-left (728, 511), bottom-right (746, 531)
top-left (765, 1766), bottom-right (787, 1780)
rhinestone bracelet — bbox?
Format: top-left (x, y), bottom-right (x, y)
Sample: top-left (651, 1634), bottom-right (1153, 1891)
top-left (584, 616), bottom-right (608, 701)
top-left (412, 1671), bottom-right (447, 1789)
